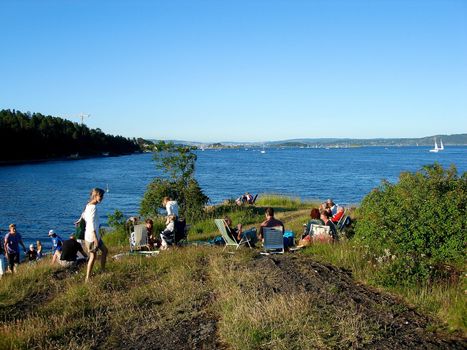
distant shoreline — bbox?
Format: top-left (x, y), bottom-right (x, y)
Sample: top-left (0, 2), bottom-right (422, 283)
top-left (0, 152), bottom-right (140, 167)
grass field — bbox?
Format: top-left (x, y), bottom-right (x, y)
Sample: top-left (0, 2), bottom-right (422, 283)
top-left (0, 196), bottom-right (465, 349)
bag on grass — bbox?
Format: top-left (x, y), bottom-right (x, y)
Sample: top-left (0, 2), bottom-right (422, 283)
top-left (75, 218), bottom-right (86, 240)
top-left (283, 230), bottom-right (295, 248)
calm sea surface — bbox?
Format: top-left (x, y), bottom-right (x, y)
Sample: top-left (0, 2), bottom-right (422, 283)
top-left (1, 146), bottom-right (466, 248)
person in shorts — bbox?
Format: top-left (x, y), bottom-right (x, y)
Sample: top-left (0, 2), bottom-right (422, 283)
top-left (82, 188), bottom-right (108, 282)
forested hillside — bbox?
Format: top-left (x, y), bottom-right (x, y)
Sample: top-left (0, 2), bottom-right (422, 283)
top-left (0, 109), bottom-right (140, 162)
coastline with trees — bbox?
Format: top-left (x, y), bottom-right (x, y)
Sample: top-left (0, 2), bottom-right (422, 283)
top-left (0, 109), bottom-right (142, 165)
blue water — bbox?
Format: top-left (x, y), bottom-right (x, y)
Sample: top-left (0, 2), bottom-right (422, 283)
top-left (0, 146), bottom-right (466, 248)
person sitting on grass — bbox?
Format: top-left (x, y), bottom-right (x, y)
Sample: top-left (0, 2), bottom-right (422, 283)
top-left (303, 208), bottom-right (325, 239)
top-left (259, 207), bottom-right (285, 241)
top-left (224, 216), bottom-right (257, 246)
top-left (26, 244), bottom-right (37, 262)
top-left (235, 193), bottom-right (247, 206)
top-left (160, 215), bottom-right (176, 250)
top-left (59, 235), bottom-right (88, 268)
top-left (320, 210), bottom-right (338, 241)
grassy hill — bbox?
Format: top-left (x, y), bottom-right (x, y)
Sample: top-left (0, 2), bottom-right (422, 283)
top-left (0, 198), bottom-right (465, 349)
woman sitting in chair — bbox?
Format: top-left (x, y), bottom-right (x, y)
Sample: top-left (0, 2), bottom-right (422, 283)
top-left (224, 216), bottom-right (257, 246)
top-left (303, 208), bottom-right (324, 239)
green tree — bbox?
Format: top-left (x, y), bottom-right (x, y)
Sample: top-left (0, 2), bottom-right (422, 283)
top-left (140, 141), bottom-right (209, 223)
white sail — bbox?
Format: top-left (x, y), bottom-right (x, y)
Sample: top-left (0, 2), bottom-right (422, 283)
top-left (439, 140), bottom-right (444, 150)
top-left (429, 138), bottom-right (439, 153)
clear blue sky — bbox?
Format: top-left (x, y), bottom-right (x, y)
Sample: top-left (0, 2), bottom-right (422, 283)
top-left (1, 0), bottom-right (466, 142)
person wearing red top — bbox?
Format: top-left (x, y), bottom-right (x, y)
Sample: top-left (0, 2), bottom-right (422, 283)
top-left (331, 206), bottom-right (345, 224)
top-left (259, 207), bottom-right (285, 241)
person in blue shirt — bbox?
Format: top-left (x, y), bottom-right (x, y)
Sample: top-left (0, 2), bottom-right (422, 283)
top-left (48, 229), bottom-right (63, 265)
top-left (3, 224), bottom-right (27, 273)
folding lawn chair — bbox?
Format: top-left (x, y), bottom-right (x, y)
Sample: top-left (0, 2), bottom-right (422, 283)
top-left (214, 219), bottom-right (252, 251)
top-left (262, 226), bottom-right (284, 254)
top-left (337, 211), bottom-right (351, 233)
top-left (130, 224), bottom-right (150, 252)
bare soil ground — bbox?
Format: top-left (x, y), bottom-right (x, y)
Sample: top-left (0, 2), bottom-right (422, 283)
top-left (122, 253), bottom-right (465, 350)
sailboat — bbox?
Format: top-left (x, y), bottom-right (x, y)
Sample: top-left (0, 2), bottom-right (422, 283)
top-left (439, 139), bottom-right (444, 151)
top-left (260, 144), bottom-right (266, 154)
top-left (429, 139), bottom-right (439, 153)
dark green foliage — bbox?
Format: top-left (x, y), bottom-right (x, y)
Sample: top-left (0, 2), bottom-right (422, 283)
top-left (140, 141), bottom-right (209, 223)
top-left (355, 163), bottom-right (466, 286)
top-left (0, 109), bottom-right (140, 161)
top-left (107, 210), bottom-right (126, 230)
top-left (104, 210), bottom-right (128, 246)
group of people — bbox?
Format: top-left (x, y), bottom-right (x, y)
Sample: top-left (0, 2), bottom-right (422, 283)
top-left (301, 199), bottom-right (346, 243)
top-left (1, 224), bottom-right (50, 275)
top-left (2, 191), bottom-right (345, 280)
top-left (235, 192), bottom-right (256, 206)
top-left (129, 196), bottom-right (181, 251)
top-left (223, 206), bottom-right (285, 246)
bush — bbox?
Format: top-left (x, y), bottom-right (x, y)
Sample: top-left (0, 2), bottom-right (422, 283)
top-left (354, 163), bottom-right (466, 286)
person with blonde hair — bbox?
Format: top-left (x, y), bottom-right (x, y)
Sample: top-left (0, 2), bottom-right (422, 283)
top-left (160, 215), bottom-right (176, 249)
top-left (36, 240), bottom-right (43, 260)
top-left (81, 188), bottom-right (108, 282)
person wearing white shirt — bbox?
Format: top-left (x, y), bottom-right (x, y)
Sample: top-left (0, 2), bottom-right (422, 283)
top-left (162, 196), bottom-right (179, 217)
top-left (81, 188), bottom-right (108, 283)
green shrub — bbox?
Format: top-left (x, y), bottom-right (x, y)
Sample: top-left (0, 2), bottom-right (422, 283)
top-left (355, 163), bottom-right (466, 286)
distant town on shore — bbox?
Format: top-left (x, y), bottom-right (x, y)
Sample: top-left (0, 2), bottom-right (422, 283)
top-left (148, 133), bottom-right (467, 151)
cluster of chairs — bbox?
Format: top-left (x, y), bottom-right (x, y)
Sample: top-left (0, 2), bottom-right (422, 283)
top-left (214, 219), bottom-right (285, 254)
top-left (127, 205), bottom-right (351, 255)
top-left (129, 219), bottom-right (188, 253)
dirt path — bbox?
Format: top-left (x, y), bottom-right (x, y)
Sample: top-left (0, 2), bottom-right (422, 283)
top-left (124, 252), bottom-right (465, 349)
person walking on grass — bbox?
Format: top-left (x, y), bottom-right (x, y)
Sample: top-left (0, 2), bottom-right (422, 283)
top-left (3, 224), bottom-right (27, 273)
top-left (81, 188), bottom-right (108, 282)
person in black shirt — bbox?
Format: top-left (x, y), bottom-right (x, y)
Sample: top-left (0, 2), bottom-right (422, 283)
top-left (59, 235), bottom-right (87, 268)
top-left (26, 244), bottom-right (37, 262)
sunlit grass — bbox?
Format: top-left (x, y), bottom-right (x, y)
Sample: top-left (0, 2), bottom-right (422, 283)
top-left (0, 196), bottom-right (464, 350)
